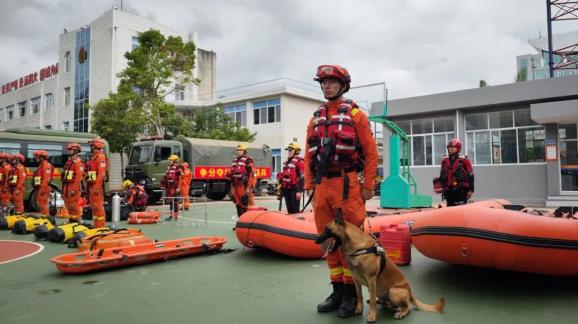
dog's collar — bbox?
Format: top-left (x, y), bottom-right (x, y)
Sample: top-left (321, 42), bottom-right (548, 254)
top-left (348, 244), bottom-right (387, 275)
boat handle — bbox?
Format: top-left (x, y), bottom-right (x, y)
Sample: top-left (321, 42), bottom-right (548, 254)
top-left (460, 247), bottom-right (469, 257)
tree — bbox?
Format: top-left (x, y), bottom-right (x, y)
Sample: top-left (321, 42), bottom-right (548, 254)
top-left (90, 83), bottom-right (145, 170)
top-left (479, 80), bottom-right (488, 87)
top-left (190, 107), bottom-right (257, 142)
top-left (515, 68), bottom-right (527, 82)
top-left (118, 29), bottom-right (199, 137)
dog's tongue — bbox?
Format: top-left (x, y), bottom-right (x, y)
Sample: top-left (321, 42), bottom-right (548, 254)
top-left (321, 239), bottom-right (336, 259)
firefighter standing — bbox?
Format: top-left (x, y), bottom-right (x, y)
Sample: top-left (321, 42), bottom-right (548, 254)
top-left (229, 144), bottom-right (255, 217)
top-left (9, 154), bottom-right (27, 215)
top-left (162, 155), bottom-right (181, 220)
top-left (87, 139), bottom-right (109, 228)
top-left (179, 162), bottom-right (192, 210)
top-left (33, 150), bottom-right (54, 217)
top-left (278, 142), bottom-right (305, 214)
top-left (62, 143), bottom-right (85, 222)
top-left (438, 139), bottom-right (474, 206)
top-left (0, 153), bottom-right (12, 215)
top-left (304, 65), bottom-right (378, 318)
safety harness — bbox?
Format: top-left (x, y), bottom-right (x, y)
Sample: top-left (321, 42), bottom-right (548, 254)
top-left (348, 243), bottom-right (387, 275)
top-left (281, 156), bottom-right (303, 189)
top-left (231, 155), bottom-right (253, 184)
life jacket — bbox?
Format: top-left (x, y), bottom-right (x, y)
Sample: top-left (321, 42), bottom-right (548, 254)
top-left (307, 100), bottom-right (360, 170)
top-left (0, 165), bottom-right (4, 184)
top-left (33, 161), bottom-right (53, 187)
top-left (441, 155), bottom-right (470, 190)
top-left (281, 156), bottom-right (303, 188)
top-left (231, 155), bottom-right (253, 182)
top-left (164, 164), bottom-right (179, 188)
top-left (133, 186), bottom-right (148, 207)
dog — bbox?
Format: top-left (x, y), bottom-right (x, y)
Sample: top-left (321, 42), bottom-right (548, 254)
top-left (315, 209), bottom-right (445, 322)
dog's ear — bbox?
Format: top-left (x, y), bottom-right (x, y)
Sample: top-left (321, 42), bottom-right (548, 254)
top-left (334, 208), bottom-right (345, 226)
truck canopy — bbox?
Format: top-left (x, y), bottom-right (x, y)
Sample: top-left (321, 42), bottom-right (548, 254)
top-left (180, 137), bottom-right (271, 168)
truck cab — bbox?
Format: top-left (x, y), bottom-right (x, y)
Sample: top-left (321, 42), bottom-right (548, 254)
top-left (125, 137), bottom-right (272, 204)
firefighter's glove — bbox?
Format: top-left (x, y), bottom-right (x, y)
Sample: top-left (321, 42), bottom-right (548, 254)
top-left (361, 188), bottom-right (374, 201)
top-left (240, 194), bottom-right (249, 206)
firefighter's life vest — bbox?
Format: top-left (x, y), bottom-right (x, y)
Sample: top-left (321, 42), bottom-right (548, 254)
top-left (231, 155), bottom-right (252, 182)
top-left (307, 100), bottom-right (360, 169)
top-left (0, 166), bottom-right (4, 184)
top-left (33, 162), bottom-right (52, 187)
top-left (9, 166), bottom-right (22, 186)
top-left (164, 165), bottom-right (179, 188)
top-left (133, 187), bottom-right (148, 207)
top-left (441, 155), bottom-right (470, 190)
top-left (86, 154), bottom-right (109, 184)
top-left (281, 156), bottom-right (303, 188)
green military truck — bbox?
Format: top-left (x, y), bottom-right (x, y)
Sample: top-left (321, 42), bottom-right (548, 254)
top-left (124, 137), bottom-right (272, 203)
top-left (0, 128), bottom-right (108, 211)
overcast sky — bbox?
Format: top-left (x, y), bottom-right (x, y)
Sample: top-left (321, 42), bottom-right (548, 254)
top-left (1, 0), bottom-right (576, 99)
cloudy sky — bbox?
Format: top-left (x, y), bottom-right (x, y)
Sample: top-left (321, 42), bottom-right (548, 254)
top-left (1, 0), bottom-right (575, 99)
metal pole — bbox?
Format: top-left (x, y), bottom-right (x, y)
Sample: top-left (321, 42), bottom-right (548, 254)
top-left (546, 0), bottom-right (555, 78)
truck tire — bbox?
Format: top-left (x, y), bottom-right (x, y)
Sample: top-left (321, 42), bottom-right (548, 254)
top-left (207, 192), bottom-right (227, 201)
top-left (27, 186), bottom-right (61, 212)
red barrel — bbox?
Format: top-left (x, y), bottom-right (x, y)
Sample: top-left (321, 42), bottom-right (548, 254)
top-left (380, 224), bottom-right (411, 266)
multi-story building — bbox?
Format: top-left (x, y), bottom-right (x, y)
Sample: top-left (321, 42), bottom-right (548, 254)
top-left (0, 7), bottom-right (216, 132)
top-left (516, 30), bottom-right (578, 81)
top-left (371, 75), bottom-right (578, 206)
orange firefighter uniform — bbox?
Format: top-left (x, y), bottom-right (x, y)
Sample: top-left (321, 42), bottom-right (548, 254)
top-left (33, 150), bottom-right (54, 217)
top-left (162, 155), bottom-right (181, 220)
top-left (87, 139), bottom-right (108, 228)
top-left (305, 64), bottom-right (379, 317)
top-left (62, 144), bottom-right (85, 222)
top-left (0, 154), bottom-right (12, 211)
top-left (179, 162), bottom-right (193, 210)
top-left (229, 144), bottom-right (255, 217)
top-left (9, 154), bottom-right (28, 214)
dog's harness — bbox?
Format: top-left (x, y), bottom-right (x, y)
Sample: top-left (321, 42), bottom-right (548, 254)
top-left (348, 243), bottom-right (387, 275)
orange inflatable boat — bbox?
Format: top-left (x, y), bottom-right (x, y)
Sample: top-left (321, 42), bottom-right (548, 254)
top-left (235, 200), bottom-right (508, 259)
top-left (51, 236), bottom-right (227, 274)
top-left (411, 204), bottom-right (578, 276)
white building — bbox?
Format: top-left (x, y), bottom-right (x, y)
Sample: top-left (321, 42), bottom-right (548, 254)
top-left (517, 30), bottom-right (578, 81)
top-left (198, 79), bottom-right (325, 179)
top-left (0, 7), bottom-right (216, 132)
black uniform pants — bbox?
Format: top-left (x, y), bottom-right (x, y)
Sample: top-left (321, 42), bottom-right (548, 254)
top-left (443, 187), bottom-right (467, 206)
top-left (283, 188), bottom-right (301, 214)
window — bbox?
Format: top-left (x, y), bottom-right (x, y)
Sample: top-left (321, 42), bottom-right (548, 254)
top-left (44, 125), bottom-right (52, 130)
top-left (174, 84), bottom-right (185, 101)
top-left (31, 97), bottom-right (41, 114)
top-left (74, 27), bottom-right (90, 132)
top-left (559, 124), bottom-right (578, 191)
top-left (27, 143), bottom-right (65, 167)
top-left (401, 117), bottom-right (455, 166)
top-left (0, 142), bottom-right (21, 155)
top-left (7, 105), bottom-right (14, 120)
top-left (64, 87), bottom-right (70, 106)
top-left (18, 101), bottom-right (27, 117)
top-left (465, 109), bottom-right (544, 164)
top-left (62, 121), bottom-right (70, 131)
top-left (44, 93), bottom-right (54, 111)
top-left (64, 51), bottom-right (71, 72)
top-left (253, 98), bottom-right (281, 125)
top-left (271, 148), bottom-right (281, 179)
top-left (132, 36), bottom-right (140, 49)
top-left (157, 146), bottom-right (172, 160)
top-left (224, 103), bottom-right (247, 126)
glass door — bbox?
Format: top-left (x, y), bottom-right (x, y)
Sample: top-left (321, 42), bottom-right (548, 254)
top-left (559, 124), bottom-right (578, 192)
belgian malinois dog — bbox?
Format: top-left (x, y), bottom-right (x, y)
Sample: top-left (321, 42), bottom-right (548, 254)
top-left (315, 210), bottom-right (445, 322)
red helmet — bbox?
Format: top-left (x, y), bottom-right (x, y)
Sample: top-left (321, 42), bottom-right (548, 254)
top-left (88, 138), bottom-right (106, 149)
top-left (314, 65), bottom-right (351, 84)
top-left (447, 139), bottom-right (462, 153)
top-left (34, 150), bottom-right (49, 158)
top-left (12, 154), bottom-right (25, 163)
top-left (181, 162), bottom-right (189, 168)
top-left (67, 143), bottom-right (82, 152)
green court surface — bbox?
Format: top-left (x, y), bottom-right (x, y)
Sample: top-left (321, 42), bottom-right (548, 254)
top-left (1, 199), bottom-right (577, 324)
